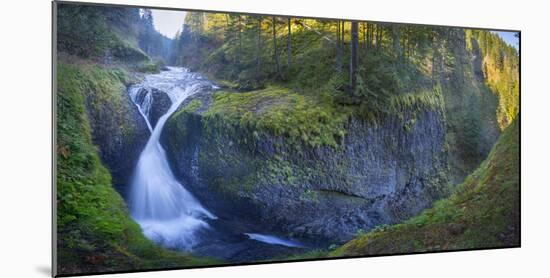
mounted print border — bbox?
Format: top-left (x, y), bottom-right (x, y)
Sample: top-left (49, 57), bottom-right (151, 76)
top-left (53, 1), bottom-right (521, 276)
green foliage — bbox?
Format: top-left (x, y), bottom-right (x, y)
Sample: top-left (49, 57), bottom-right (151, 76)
top-left (331, 119), bottom-right (519, 256)
top-left (358, 85), bottom-right (444, 125)
top-left (467, 30), bottom-right (519, 129)
top-left (56, 62), bottom-right (220, 274)
top-left (135, 59), bottom-right (165, 73)
top-left (171, 13), bottom-right (501, 132)
top-left (56, 3), bottom-right (174, 68)
top-left (138, 9), bottom-right (174, 63)
top-left (433, 29), bottom-right (505, 182)
top-left (57, 3), bottom-right (149, 62)
top-left (170, 14), bottom-right (518, 133)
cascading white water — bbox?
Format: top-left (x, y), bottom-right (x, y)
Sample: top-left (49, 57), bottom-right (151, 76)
top-left (129, 87), bottom-right (153, 132)
top-left (128, 67), bottom-right (216, 250)
top-left (244, 233), bottom-right (304, 248)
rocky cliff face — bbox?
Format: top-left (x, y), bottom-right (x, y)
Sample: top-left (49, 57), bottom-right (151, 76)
top-left (162, 92), bottom-right (450, 244)
top-left (84, 77), bottom-right (149, 195)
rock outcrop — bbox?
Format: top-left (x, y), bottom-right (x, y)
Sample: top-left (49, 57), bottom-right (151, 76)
top-left (84, 82), bottom-right (150, 195)
top-left (130, 87), bottom-right (172, 128)
top-left (162, 91), bottom-right (450, 244)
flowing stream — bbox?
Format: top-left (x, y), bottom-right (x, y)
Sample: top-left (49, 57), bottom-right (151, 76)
top-left (127, 67), bottom-right (307, 259)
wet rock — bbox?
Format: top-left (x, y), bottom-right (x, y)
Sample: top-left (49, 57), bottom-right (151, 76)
top-left (149, 88), bottom-right (172, 127)
top-left (131, 87), bottom-right (172, 128)
top-left (85, 85), bottom-right (150, 196)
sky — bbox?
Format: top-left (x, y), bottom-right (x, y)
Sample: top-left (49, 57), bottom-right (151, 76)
top-left (494, 31), bottom-right (520, 50)
top-left (151, 9), bottom-right (187, 38)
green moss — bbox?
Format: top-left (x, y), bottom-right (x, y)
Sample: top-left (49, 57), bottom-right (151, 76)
top-left (56, 62), bottom-right (221, 275)
top-left (203, 86), bottom-right (352, 148)
top-left (389, 87), bottom-right (445, 118)
top-left (331, 118), bottom-right (519, 256)
top-left (201, 83), bottom-right (444, 150)
top-left (180, 99), bottom-right (203, 114)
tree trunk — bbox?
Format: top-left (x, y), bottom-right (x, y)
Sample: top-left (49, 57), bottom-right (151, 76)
top-left (256, 18), bottom-right (262, 78)
top-left (238, 16), bottom-right (242, 59)
top-left (341, 21), bottom-right (346, 70)
top-left (272, 17), bottom-right (281, 78)
top-left (336, 20), bottom-right (342, 72)
top-left (287, 18), bottom-right (292, 68)
top-left (376, 25), bottom-right (382, 50)
top-left (336, 20), bottom-right (340, 46)
top-left (369, 23), bottom-right (374, 48)
top-left (350, 21), bottom-right (359, 93)
top-left (363, 22), bottom-right (367, 48)
top-left (225, 14), bottom-right (230, 41)
top-left (432, 33), bottom-right (440, 86)
top-left (341, 21), bottom-right (345, 44)
top-left (391, 25), bottom-right (402, 60)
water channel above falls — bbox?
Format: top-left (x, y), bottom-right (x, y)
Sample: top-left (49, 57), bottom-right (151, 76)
top-left (127, 67), bottom-right (308, 262)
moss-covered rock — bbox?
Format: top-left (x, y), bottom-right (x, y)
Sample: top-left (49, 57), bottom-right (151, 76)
top-left (58, 62), bottom-right (149, 192)
top-left (202, 86), bottom-right (352, 148)
top-left (162, 86), bottom-right (450, 244)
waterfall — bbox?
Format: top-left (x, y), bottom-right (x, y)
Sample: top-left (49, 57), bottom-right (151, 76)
top-left (128, 67), bottom-right (216, 250)
top-left (129, 87), bottom-right (153, 132)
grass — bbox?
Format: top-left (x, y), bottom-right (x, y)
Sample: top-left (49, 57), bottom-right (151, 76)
top-left (56, 61), bottom-right (221, 275)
